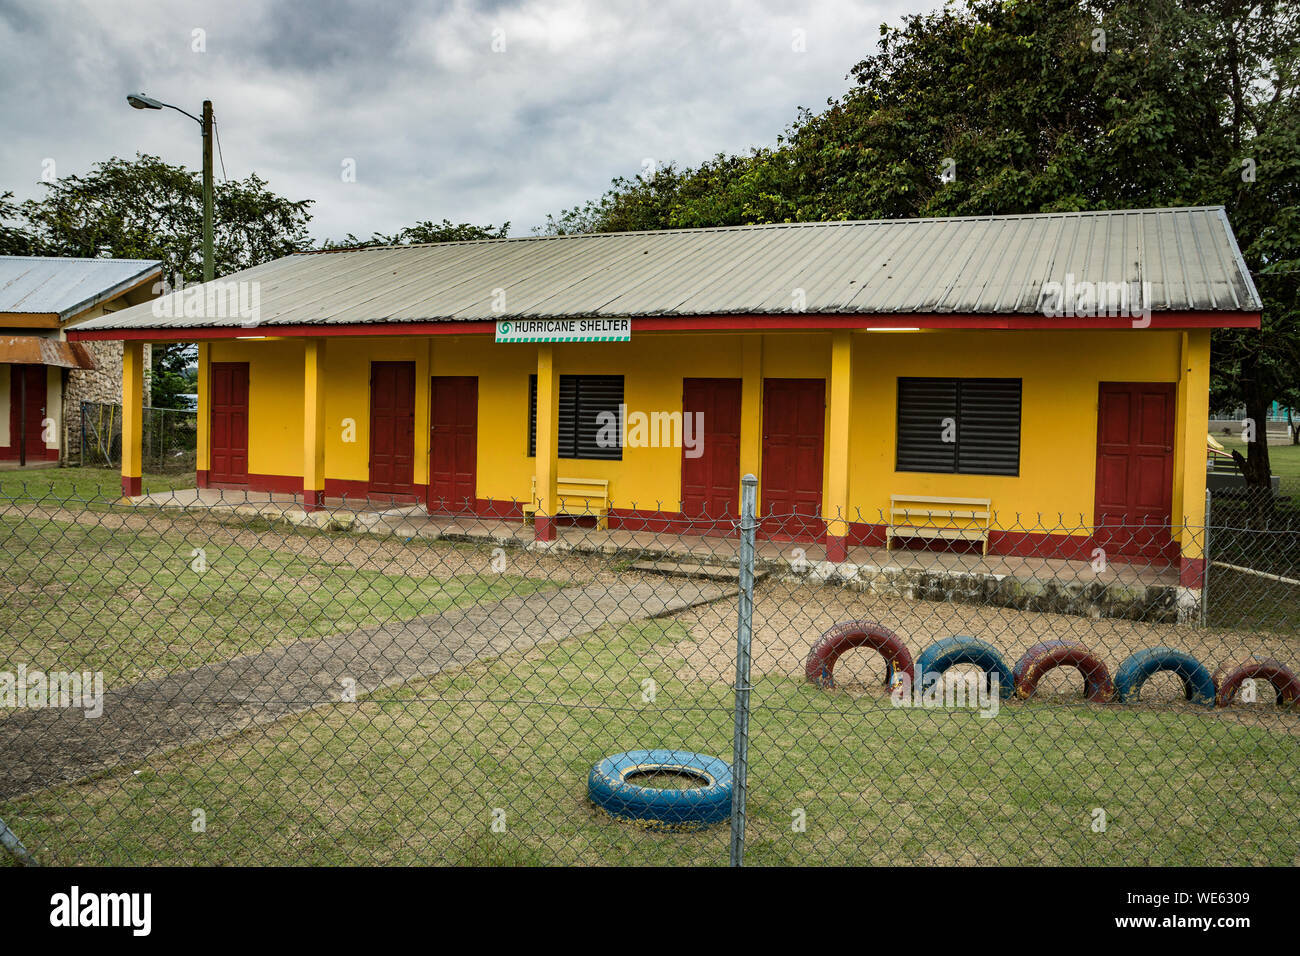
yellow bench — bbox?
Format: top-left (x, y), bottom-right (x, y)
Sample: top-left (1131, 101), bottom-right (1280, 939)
top-left (887, 495), bottom-right (992, 555)
top-left (523, 476), bottom-right (612, 530)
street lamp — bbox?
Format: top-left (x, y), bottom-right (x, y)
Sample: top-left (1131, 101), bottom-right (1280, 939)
top-left (127, 92), bottom-right (214, 283)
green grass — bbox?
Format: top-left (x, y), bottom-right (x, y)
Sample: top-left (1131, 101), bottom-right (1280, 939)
top-left (1205, 436), bottom-right (1300, 627)
top-left (5, 619), bottom-right (1295, 866)
top-left (0, 466), bottom-right (194, 507)
top-left (1214, 435), bottom-right (1300, 486)
top-left (0, 515), bottom-right (550, 684)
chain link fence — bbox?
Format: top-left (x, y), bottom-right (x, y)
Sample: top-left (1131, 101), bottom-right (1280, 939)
top-left (75, 402), bottom-right (197, 474)
top-left (0, 478), bottom-right (1296, 866)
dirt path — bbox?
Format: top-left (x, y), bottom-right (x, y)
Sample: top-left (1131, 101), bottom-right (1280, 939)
top-left (0, 577), bottom-right (734, 800)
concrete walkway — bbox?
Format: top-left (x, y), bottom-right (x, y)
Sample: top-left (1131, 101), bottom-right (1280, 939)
top-left (129, 487), bottom-right (1179, 588)
top-left (0, 577), bottom-right (732, 800)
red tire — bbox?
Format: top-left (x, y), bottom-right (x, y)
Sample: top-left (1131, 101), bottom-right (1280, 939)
top-left (1012, 640), bottom-right (1114, 703)
top-left (805, 620), bottom-right (914, 690)
top-left (1212, 657), bottom-right (1300, 708)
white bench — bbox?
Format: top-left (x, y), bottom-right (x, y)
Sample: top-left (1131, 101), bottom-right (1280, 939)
top-left (887, 495), bottom-right (992, 555)
top-left (523, 476), bottom-right (611, 530)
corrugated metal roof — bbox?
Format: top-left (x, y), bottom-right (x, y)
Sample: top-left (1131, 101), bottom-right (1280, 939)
top-left (0, 255), bottom-right (162, 320)
top-left (72, 207), bottom-right (1260, 333)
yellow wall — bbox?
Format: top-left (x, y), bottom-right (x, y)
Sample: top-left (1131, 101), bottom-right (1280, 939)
top-left (847, 329), bottom-right (1184, 527)
top-left (210, 338), bottom-right (305, 478)
top-left (201, 328), bottom-right (1203, 530)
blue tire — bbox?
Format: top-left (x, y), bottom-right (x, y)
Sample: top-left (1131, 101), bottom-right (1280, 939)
top-left (1115, 647), bottom-right (1216, 707)
top-left (915, 636), bottom-right (1015, 700)
top-left (587, 749), bottom-right (732, 830)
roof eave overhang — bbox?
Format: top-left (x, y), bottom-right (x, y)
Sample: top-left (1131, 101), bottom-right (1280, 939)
top-left (66, 311), bottom-right (1262, 342)
top-left (57, 265), bottom-right (164, 324)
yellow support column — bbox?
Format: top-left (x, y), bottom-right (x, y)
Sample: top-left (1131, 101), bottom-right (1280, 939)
top-left (196, 342), bottom-right (211, 487)
top-left (414, 338), bottom-right (431, 502)
top-left (121, 340), bottom-right (144, 498)
top-left (826, 330), bottom-right (853, 562)
top-left (1178, 330), bottom-right (1211, 587)
top-left (303, 338), bottom-right (327, 511)
top-left (534, 344), bottom-right (560, 542)
top-left (739, 335), bottom-right (763, 500)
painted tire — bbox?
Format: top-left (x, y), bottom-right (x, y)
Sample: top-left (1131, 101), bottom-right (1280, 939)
top-left (1114, 647), bottom-right (1216, 707)
top-left (587, 749), bottom-right (732, 830)
top-left (1012, 640), bottom-right (1115, 702)
top-left (1213, 657), bottom-right (1300, 709)
top-left (804, 619), bottom-right (914, 690)
top-left (914, 636), bottom-right (1015, 700)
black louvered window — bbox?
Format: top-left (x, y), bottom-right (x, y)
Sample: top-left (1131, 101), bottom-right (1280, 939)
top-left (528, 375), bottom-right (624, 460)
top-left (896, 377), bottom-right (1021, 476)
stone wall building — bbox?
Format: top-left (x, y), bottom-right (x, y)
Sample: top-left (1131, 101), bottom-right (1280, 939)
top-left (1, 256), bottom-right (161, 466)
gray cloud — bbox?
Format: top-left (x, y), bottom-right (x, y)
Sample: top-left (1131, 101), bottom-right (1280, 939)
top-left (0, 0), bottom-right (917, 242)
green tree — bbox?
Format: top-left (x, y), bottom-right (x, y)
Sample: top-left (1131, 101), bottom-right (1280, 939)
top-left (322, 218), bottom-right (509, 248)
top-left (545, 0), bottom-right (1300, 495)
top-left (0, 191), bottom-right (34, 255)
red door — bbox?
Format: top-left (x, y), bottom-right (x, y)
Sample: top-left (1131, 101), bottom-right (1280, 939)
top-left (429, 376), bottom-right (478, 513)
top-left (1094, 382), bottom-right (1176, 557)
top-left (681, 378), bottom-right (742, 527)
top-left (209, 362), bottom-right (249, 484)
top-left (369, 361), bottom-right (416, 496)
top-left (761, 378), bottom-right (825, 537)
top-left (9, 365), bottom-right (48, 465)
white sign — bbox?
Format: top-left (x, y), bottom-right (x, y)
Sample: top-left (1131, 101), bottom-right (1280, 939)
top-left (495, 318), bottom-right (630, 343)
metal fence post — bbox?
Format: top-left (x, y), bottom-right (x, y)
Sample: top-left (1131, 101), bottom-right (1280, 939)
top-left (1201, 488), bottom-right (1212, 628)
top-left (730, 473), bottom-right (758, 867)
top-left (0, 815), bottom-right (38, 866)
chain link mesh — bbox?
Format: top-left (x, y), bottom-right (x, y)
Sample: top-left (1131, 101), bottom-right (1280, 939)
top-left (0, 469), bottom-right (1295, 866)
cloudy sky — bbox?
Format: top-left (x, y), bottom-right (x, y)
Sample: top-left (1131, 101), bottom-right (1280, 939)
top-left (0, 0), bottom-right (919, 243)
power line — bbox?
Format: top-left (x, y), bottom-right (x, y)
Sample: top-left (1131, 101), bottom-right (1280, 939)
top-left (212, 111), bottom-right (228, 181)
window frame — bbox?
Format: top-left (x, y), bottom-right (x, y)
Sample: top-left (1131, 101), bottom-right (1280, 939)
top-left (528, 373), bottom-right (625, 461)
top-left (894, 376), bottom-right (1022, 477)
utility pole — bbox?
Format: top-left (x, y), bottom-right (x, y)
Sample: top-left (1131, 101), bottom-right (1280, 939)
top-left (202, 100), bottom-right (214, 283)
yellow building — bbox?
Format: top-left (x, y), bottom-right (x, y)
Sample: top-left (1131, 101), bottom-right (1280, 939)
top-left (69, 208), bottom-right (1261, 585)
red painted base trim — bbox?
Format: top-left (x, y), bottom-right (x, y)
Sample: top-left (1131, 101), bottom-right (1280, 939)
top-left (825, 535), bottom-right (849, 562)
top-left (471, 498), bottom-right (526, 520)
top-left (303, 489), bottom-right (325, 512)
top-left (122, 475), bottom-right (142, 496)
top-left (0, 446), bottom-right (59, 463)
top-left (1180, 557), bottom-right (1206, 587)
top-left (845, 521), bottom-right (1178, 566)
top-left (607, 507), bottom-right (736, 537)
top-left (323, 477), bottom-right (424, 505)
top-left (534, 515), bottom-right (556, 542)
top-left (196, 469), bottom-right (210, 489)
top-left (245, 473), bottom-right (302, 495)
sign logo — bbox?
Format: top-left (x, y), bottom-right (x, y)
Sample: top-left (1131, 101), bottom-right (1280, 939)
top-left (495, 318), bottom-right (630, 343)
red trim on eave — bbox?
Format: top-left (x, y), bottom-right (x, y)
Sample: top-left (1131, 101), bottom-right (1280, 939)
top-left (66, 311), bottom-right (1261, 342)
